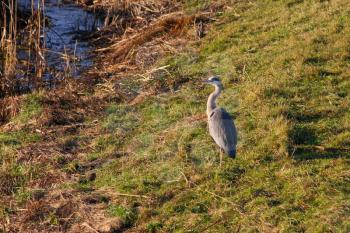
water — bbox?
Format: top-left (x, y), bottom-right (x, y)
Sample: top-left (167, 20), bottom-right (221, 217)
top-left (18, 0), bottom-right (103, 78)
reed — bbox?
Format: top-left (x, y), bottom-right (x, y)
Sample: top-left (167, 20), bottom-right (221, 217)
top-left (0, 0), bottom-right (46, 96)
top-left (0, 0), bottom-right (17, 96)
top-left (27, 0), bottom-right (46, 89)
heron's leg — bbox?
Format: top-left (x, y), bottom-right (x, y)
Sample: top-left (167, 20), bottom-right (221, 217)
top-left (220, 149), bottom-right (223, 167)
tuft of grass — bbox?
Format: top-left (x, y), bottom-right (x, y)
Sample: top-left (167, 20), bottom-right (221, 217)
top-left (107, 204), bottom-right (137, 227)
top-left (0, 131), bottom-right (41, 156)
top-left (0, 163), bottom-right (25, 195)
top-left (146, 222), bottom-right (163, 233)
top-left (11, 92), bottom-right (43, 125)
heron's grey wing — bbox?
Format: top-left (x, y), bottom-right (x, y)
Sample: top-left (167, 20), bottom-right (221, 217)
top-left (208, 108), bottom-right (237, 156)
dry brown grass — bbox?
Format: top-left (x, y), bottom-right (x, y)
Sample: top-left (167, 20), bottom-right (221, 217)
top-left (0, 91), bottom-right (120, 232)
top-left (91, 0), bottom-right (184, 68)
top-left (0, 2), bottom-right (220, 232)
top-left (88, 0), bottom-right (217, 104)
top-left (98, 12), bottom-right (197, 61)
top-left (0, 96), bottom-right (21, 124)
top-left (94, 0), bottom-right (177, 19)
top-left (0, 171), bottom-right (24, 195)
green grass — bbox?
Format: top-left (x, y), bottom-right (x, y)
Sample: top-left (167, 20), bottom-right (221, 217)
top-left (0, 93), bottom-right (44, 218)
top-left (11, 92), bottom-right (43, 125)
top-left (93, 0), bottom-right (350, 232)
top-left (107, 204), bottom-right (137, 227)
top-left (0, 93), bottom-right (43, 156)
top-left (183, 0), bottom-right (211, 13)
top-left (1, 0), bottom-right (349, 232)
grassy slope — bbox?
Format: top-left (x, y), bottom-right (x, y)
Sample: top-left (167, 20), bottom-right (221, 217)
top-left (94, 1), bottom-right (350, 232)
top-left (0, 94), bottom-right (43, 214)
top-left (1, 0), bottom-right (350, 232)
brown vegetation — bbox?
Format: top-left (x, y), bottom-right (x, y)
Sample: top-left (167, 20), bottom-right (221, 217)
top-left (0, 1), bottom-right (219, 232)
top-left (0, 96), bottom-right (21, 123)
top-left (97, 12), bottom-right (195, 61)
top-left (87, 0), bottom-right (216, 103)
top-left (1, 0), bottom-right (18, 95)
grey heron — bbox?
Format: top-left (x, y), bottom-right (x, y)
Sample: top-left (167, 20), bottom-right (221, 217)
top-left (204, 76), bottom-right (237, 165)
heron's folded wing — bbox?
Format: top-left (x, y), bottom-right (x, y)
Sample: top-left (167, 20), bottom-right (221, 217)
top-left (209, 108), bottom-right (237, 152)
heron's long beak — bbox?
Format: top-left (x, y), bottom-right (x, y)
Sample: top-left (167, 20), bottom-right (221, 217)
top-left (203, 80), bottom-right (211, 84)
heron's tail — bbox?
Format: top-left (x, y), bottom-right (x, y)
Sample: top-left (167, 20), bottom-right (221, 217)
top-left (227, 149), bottom-right (236, 158)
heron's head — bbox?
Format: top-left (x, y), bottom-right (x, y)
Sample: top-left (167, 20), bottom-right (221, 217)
top-left (204, 76), bottom-right (223, 88)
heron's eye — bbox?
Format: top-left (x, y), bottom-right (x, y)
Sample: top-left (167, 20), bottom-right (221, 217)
top-left (211, 77), bottom-right (220, 82)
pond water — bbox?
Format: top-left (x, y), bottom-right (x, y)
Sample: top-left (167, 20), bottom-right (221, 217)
top-left (18, 0), bottom-right (103, 78)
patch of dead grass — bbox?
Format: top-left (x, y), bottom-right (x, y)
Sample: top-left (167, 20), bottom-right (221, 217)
top-left (0, 96), bottom-right (21, 125)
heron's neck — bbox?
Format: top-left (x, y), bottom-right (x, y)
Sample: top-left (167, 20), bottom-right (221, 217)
top-left (207, 85), bottom-right (222, 116)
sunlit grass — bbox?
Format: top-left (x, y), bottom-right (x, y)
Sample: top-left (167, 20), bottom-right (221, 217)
top-left (11, 92), bottom-right (44, 125)
top-left (1, 0), bottom-right (349, 232)
top-left (0, 92), bottom-right (44, 218)
top-left (93, 0), bottom-right (350, 232)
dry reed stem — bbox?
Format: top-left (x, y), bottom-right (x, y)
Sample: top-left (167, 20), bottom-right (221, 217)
top-left (0, 0), bottom-right (47, 95)
top-left (1, 0), bottom-right (17, 95)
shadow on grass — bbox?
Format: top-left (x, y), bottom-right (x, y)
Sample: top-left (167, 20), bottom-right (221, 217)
top-left (288, 124), bottom-right (349, 160)
top-left (290, 146), bottom-right (350, 160)
top-left (289, 124), bottom-right (318, 145)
